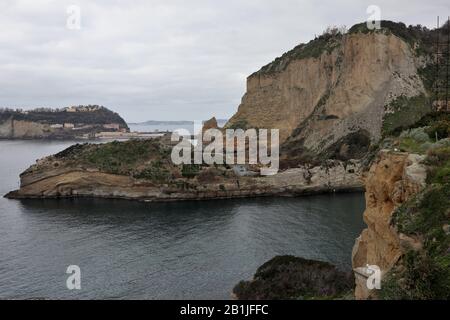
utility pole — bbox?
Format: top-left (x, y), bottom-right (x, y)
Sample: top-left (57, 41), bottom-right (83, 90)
top-left (446, 16), bottom-right (450, 111)
top-left (435, 16), bottom-right (440, 111)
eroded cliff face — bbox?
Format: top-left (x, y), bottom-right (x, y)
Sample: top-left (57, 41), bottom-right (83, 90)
top-left (351, 150), bottom-right (427, 299)
top-left (5, 150), bottom-right (364, 201)
top-left (0, 119), bottom-right (48, 139)
top-left (227, 32), bottom-right (426, 157)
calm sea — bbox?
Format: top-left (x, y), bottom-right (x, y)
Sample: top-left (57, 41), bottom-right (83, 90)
top-left (0, 140), bottom-right (365, 299)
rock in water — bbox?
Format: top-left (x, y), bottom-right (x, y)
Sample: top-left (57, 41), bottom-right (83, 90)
top-left (232, 255), bottom-right (353, 300)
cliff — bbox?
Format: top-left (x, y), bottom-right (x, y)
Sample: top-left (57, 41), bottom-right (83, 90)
top-left (226, 22), bottom-right (440, 166)
top-left (351, 150), bottom-right (427, 299)
top-left (352, 113), bottom-right (450, 299)
top-left (0, 105), bottom-right (129, 139)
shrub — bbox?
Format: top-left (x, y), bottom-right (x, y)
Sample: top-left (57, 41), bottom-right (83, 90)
top-left (133, 161), bottom-right (171, 182)
top-left (83, 139), bottom-right (160, 175)
top-left (227, 119), bottom-right (249, 130)
top-left (380, 251), bottom-right (450, 300)
top-left (398, 127), bottom-right (432, 154)
top-left (382, 95), bottom-right (431, 136)
top-left (181, 164), bottom-right (200, 178)
top-left (425, 146), bottom-right (450, 184)
top-left (233, 256), bottom-right (353, 300)
top-left (385, 179), bottom-right (450, 300)
top-left (425, 120), bottom-right (450, 141)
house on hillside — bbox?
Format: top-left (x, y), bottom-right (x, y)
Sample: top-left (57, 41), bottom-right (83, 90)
top-left (103, 123), bottom-right (120, 130)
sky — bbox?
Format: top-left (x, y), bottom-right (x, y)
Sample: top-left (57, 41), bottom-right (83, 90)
top-left (0, 0), bottom-right (448, 122)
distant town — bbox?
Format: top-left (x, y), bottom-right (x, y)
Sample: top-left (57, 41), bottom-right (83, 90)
top-left (0, 105), bottom-right (130, 140)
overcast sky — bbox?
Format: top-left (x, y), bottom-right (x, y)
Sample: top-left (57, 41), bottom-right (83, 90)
top-left (0, 0), bottom-right (448, 122)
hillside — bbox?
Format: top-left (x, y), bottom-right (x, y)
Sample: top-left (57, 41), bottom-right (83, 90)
top-left (352, 111), bottom-right (450, 300)
top-left (0, 105), bottom-right (129, 139)
top-left (226, 21), bottom-right (447, 167)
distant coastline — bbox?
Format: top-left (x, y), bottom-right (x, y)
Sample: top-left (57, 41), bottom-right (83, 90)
top-left (0, 105), bottom-right (129, 140)
top-left (129, 119), bottom-right (228, 126)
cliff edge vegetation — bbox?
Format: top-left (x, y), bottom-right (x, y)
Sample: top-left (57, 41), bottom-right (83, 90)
top-left (0, 105), bottom-right (129, 139)
top-left (352, 111), bottom-right (450, 299)
top-left (226, 21), bottom-right (448, 168)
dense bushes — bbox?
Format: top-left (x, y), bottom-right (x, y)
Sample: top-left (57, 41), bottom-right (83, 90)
top-left (425, 120), bottom-right (450, 141)
top-left (348, 21), bottom-right (436, 56)
top-left (181, 164), bottom-right (200, 178)
top-left (133, 160), bottom-right (171, 182)
top-left (233, 256), bottom-right (353, 300)
top-left (381, 142), bottom-right (450, 299)
top-left (84, 140), bottom-right (152, 174)
top-left (382, 95), bottom-right (431, 136)
top-left (426, 145), bottom-right (450, 184)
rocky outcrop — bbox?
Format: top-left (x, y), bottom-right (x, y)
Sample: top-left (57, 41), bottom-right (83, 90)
top-left (0, 119), bottom-right (48, 139)
top-left (5, 156), bottom-right (364, 201)
top-left (351, 150), bottom-right (427, 299)
top-left (202, 117), bottom-right (219, 133)
top-left (226, 27), bottom-right (427, 160)
top-left (5, 137), bottom-right (364, 201)
top-left (233, 256), bottom-right (354, 300)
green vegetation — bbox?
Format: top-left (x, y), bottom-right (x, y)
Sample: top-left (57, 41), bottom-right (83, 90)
top-left (418, 63), bottom-right (450, 98)
top-left (227, 119), bottom-right (249, 130)
top-left (0, 105), bottom-right (128, 129)
top-left (348, 21), bottom-right (435, 56)
top-left (398, 127), bottom-right (433, 154)
top-left (233, 256), bottom-right (353, 300)
top-left (380, 250), bottom-right (450, 300)
top-left (181, 164), bottom-right (200, 178)
top-left (379, 119), bottom-right (450, 299)
top-left (381, 182), bottom-right (450, 299)
top-left (398, 111), bottom-right (450, 135)
top-left (84, 140), bottom-right (156, 174)
top-left (425, 120), bottom-right (450, 141)
top-left (417, 64), bottom-right (436, 93)
top-left (382, 95), bottom-right (431, 136)
top-left (55, 139), bottom-right (172, 179)
top-left (133, 160), bottom-right (171, 182)
top-left (255, 28), bottom-right (343, 75)
top-left (426, 145), bottom-right (450, 184)
top-left (395, 113), bottom-right (450, 161)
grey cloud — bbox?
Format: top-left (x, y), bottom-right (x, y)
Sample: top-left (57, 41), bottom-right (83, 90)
top-left (0, 0), bottom-right (448, 122)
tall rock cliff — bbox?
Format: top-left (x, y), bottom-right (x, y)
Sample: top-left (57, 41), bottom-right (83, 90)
top-left (351, 150), bottom-right (427, 299)
top-left (226, 22), bottom-right (435, 164)
top-left (351, 113), bottom-right (450, 299)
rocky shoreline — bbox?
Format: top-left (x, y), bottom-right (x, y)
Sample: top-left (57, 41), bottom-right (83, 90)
top-left (4, 157), bottom-right (364, 202)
